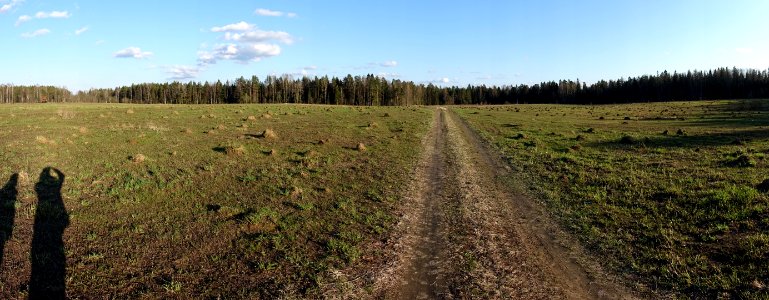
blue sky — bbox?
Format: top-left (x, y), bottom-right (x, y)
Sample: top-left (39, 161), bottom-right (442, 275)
top-left (1, 0), bottom-right (768, 91)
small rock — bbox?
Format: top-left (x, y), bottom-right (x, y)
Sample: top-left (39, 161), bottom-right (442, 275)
top-left (356, 143), bottom-right (367, 151)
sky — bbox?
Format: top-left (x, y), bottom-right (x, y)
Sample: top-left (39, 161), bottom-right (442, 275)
top-left (1, 0), bottom-right (768, 92)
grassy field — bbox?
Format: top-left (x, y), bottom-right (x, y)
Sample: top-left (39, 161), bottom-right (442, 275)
top-left (454, 100), bottom-right (769, 298)
top-left (0, 104), bottom-right (432, 298)
top-left (3, 100), bottom-right (767, 298)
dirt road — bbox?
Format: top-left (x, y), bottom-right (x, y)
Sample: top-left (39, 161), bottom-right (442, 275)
top-left (374, 108), bottom-right (635, 299)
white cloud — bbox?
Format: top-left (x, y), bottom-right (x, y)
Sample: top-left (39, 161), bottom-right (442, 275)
top-left (21, 28), bottom-right (50, 38)
top-left (75, 26), bottom-right (88, 35)
top-left (167, 65), bottom-right (200, 80)
top-left (378, 72), bottom-right (401, 78)
top-left (197, 51), bottom-right (216, 65)
top-left (211, 21), bottom-right (253, 32)
top-left (423, 77), bottom-right (453, 85)
top-left (255, 8), bottom-right (297, 18)
top-left (224, 29), bottom-right (294, 44)
top-left (200, 22), bottom-right (294, 65)
top-left (15, 14), bottom-right (30, 26)
top-left (356, 60), bottom-right (399, 70)
top-left (114, 47), bottom-right (153, 59)
top-left (304, 65), bottom-right (317, 70)
top-left (736, 47), bottom-right (754, 55)
top-left (16, 10), bottom-right (70, 26)
top-left (380, 60), bottom-right (398, 67)
top-left (211, 43), bottom-right (281, 63)
top-left (35, 10), bottom-right (70, 19)
top-left (289, 67), bottom-right (316, 78)
top-left (0, 0), bottom-right (23, 13)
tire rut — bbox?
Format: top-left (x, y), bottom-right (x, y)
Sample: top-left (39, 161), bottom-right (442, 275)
top-left (375, 107), bottom-right (636, 299)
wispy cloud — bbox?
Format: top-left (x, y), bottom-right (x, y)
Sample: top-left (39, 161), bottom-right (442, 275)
top-left (16, 10), bottom-right (70, 26)
top-left (211, 21), bottom-right (253, 32)
top-left (0, 0), bottom-right (23, 14)
top-left (378, 72), bottom-right (401, 79)
top-left (75, 26), bottom-right (88, 35)
top-left (15, 14), bottom-right (30, 26)
top-left (423, 77), bottom-right (452, 84)
top-left (21, 28), bottom-right (50, 38)
top-left (224, 29), bottom-right (294, 44)
top-left (255, 8), bottom-right (297, 18)
top-left (200, 21), bottom-right (294, 65)
top-left (166, 65), bottom-right (200, 80)
top-left (380, 60), bottom-right (398, 67)
top-left (35, 10), bottom-right (70, 18)
top-left (290, 66), bottom-right (321, 77)
top-left (356, 60), bottom-right (400, 70)
top-left (114, 47), bottom-right (153, 59)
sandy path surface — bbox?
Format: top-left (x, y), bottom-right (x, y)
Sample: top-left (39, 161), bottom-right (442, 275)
top-left (374, 108), bottom-right (637, 299)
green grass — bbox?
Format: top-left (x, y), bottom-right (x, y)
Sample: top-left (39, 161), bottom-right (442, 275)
top-left (0, 103), bottom-right (432, 298)
top-left (454, 100), bottom-right (769, 298)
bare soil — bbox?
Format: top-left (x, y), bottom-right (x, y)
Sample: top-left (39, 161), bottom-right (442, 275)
top-left (374, 108), bottom-right (637, 299)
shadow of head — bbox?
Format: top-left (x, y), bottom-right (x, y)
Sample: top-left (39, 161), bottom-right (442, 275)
top-left (2, 174), bottom-right (19, 196)
top-left (35, 168), bottom-right (64, 191)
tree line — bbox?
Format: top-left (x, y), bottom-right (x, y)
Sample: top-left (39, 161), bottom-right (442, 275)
top-left (0, 85), bottom-right (72, 104)
top-left (2, 67), bottom-right (768, 105)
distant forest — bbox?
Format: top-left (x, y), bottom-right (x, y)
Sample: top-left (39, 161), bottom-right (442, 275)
top-left (2, 67), bottom-right (768, 105)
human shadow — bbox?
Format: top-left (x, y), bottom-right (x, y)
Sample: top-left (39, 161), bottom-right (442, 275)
top-left (0, 174), bottom-right (18, 268)
top-left (29, 168), bottom-right (69, 300)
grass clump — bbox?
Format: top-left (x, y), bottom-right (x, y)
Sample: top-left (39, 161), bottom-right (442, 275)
top-left (261, 129), bottom-right (277, 139)
top-left (618, 135), bottom-right (637, 144)
top-left (727, 155), bottom-right (756, 167)
top-left (130, 154), bottom-right (146, 163)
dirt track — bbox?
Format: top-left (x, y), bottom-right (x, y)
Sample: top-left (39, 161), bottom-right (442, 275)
top-left (374, 108), bottom-right (636, 299)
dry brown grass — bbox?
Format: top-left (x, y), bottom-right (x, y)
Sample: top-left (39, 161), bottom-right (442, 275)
top-left (131, 154), bottom-right (146, 163)
top-left (290, 186), bottom-right (303, 198)
top-left (126, 109), bottom-right (135, 114)
top-left (35, 136), bottom-right (56, 145)
top-left (57, 109), bottom-right (76, 119)
top-left (17, 170), bottom-right (30, 187)
top-left (262, 129), bottom-right (277, 139)
top-left (224, 145), bottom-right (246, 156)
